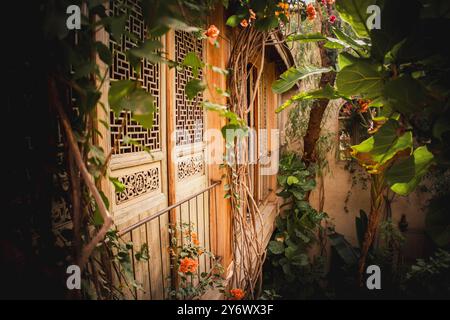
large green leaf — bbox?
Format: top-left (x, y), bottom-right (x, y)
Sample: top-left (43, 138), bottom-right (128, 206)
top-left (324, 38), bottom-right (349, 50)
top-left (336, 60), bottom-right (383, 98)
top-left (370, 0), bottom-right (421, 61)
top-left (109, 80), bottom-right (155, 129)
top-left (386, 146), bottom-right (434, 196)
top-left (351, 119), bottom-right (413, 173)
top-left (335, 0), bottom-right (374, 38)
top-left (337, 52), bottom-right (360, 70)
top-left (108, 80), bottom-right (135, 114)
top-left (287, 32), bottom-right (350, 50)
top-left (268, 241), bottom-right (285, 255)
top-left (183, 52), bottom-right (204, 78)
top-left (128, 39), bottom-right (163, 64)
top-left (383, 75), bottom-right (427, 115)
top-left (332, 26), bottom-right (368, 50)
top-left (226, 14), bottom-right (244, 27)
top-left (276, 84), bottom-right (339, 113)
top-left (130, 88), bottom-right (155, 129)
top-left (272, 66), bottom-right (331, 94)
top-left (185, 78), bottom-right (206, 100)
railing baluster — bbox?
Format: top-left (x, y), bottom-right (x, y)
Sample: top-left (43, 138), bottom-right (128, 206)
top-left (158, 215), bottom-right (165, 299)
top-left (144, 222), bottom-right (152, 300)
top-left (116, 182), bottom-right (221, 300)
top-left (129, 231), bottom-right (137, 299)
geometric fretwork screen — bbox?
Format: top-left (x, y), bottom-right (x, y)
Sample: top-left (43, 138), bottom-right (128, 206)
top-left (109, 0), bottom-right (161, 154)
top-left (175, 30), bottom-right (204, 146)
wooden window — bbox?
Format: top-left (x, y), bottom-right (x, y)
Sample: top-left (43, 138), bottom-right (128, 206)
top-left (106, 0), bottom-right (167, 220)
top-left (174, 30), bottom-right (204, 146)
top-left (109, 0), bottom-right (161, 155)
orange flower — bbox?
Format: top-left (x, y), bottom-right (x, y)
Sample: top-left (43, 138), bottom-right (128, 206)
top-left (327, 0), bottom-right (335, 5)
top-left (276, 2), bottom-right (290, 17)
top-left (306, 4), bottom-right (316, 20)
top-left (240, 19), bottom-right (249, 28)
top-left (358, 99), bottom-right (371, 113)
top-left (230, 288), bottom-right (245, 300)
top-left (191, 232), bottom-right (200, 246)
top-left (179, 257), bottom-right (199, 273)
top-left (204, 24), bottom-right (220, 45)
top-left (278, 2), bottom-right (289, 10)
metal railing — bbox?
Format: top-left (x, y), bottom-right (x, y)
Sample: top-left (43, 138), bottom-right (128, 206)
top-left (118, 181), bottom-right (221, 300)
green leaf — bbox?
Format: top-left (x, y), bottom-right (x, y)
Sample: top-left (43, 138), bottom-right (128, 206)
top-left (332, 26), bottom-right (368, 49)
top-left (383, 75), bottom-right (427, 115)
top-left (185, 79), bottom-right (206, 100)
top-left (93, 191), bottom-right (110, 226)
top-left (335, 0), bottom-right (374, 38)
top-left (109, 80), bottom-right (135, 114)
top-left (276, 84), bottom-right (339, 113)
top-left (95, 41), bottom-right (112, 65)
top-left (109, 177), bottom-right (126, 193)
top-left (336, 60), bottom-right (383, 99)
top-left (286, 33), bottom-right (327, 42)
top-left (183, 52), bottom-right (204, 78)
top-left (211, 65), bottom-right (229, 76)
top-left (109, 80), bottom-right (155, 129)
top-left (272, 66), bottom-right (331, 94)
top-left (287, 176), bottom-right (299, 186)
top-left (337, 52), bottom-right (360, 70)
top-left (351, 119), bottom-right (413, 173)
top-left (73, 61), bottom-right (96, 80)
top-left (203, 101), bottom-right (227, 112)
top-left (226, 15), bottom-right (240, 27)
top-left (386, 146), bottom-right (434, 196)
top-left (268, 241), bottom-right (285, 255)
top-left (110, 14), bottom-right (127, 41)
top-left (324, 38), bottom-right (349, 50)
top-left (254, 16), bottom-right (279, 31)
top-left (157, 17), bottom-right (200, 33)
top-left (128, 39), bottom-right (163, 64)
top-left (135, 243), bottom-right (150, 261)
top-left (125, 88), bottom-right (155, 129)
top-left (370, 0), bottom-right (421, 61)
top-left (302, 179), bottom-right (316, 191)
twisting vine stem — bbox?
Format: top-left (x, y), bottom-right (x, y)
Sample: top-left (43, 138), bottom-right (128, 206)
top-left (226, 26), bottom-right (280, 298)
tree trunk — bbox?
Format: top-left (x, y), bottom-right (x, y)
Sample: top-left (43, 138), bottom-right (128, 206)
top-left (302, 40), bottom-right (336, 165)
top-left (357, 174), bottom-right (385, 285)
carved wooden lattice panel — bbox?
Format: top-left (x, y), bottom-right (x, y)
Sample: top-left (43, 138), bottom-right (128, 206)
top-left (109, 0), bottom-right (160, 154)
top-left (115, 167), bottom-right (160, 205)
top-left (175, 30), bottom-right (204, 146)
top-left (177, 154), bottom-right (205, 181)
